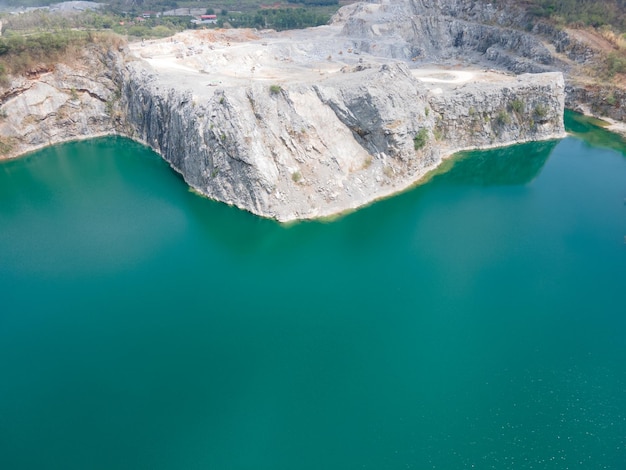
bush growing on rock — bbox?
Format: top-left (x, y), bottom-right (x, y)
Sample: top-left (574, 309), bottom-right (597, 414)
top-left (0, 64), bottom-right (7, 87)
top-left (510, 99), bottom-right (525, 114)
top-left (0, 137), bottom-right (14, 156)
top-left (496, 109), bottom-right (512, 126)
top-left (606, 51), bottom-right (626, 77)
top-left (534, 104), bottom-right (548, 118)
top-left (413, 128), bottom-right (428, 150)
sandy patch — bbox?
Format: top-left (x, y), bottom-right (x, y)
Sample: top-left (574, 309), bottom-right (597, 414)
top-left (413, 70), bottom-right (477, 83)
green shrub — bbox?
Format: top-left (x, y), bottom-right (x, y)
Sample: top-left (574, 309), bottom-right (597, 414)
top-left (510, 99), bottom-right (524, 114)
top-left (0, 63), bottom-right (8, 87)
top-left (269, 84), bottom-right (282, 95)
top-left (496, 109), bottom-right (511, 126)
top-left (0, 137), bottom-right (14, 155)
top-left (151, 26), bottom-right (175, 39)
top-left (606, 93), bottom-right (617, 106)
top-left (291, 170), bottom-right (302, 182)
top-left (413, 128), bottom-right (428, 150)
top-left (606, 51), bottom-right (626, 77)
top-left (0, 29), bottom-right (123, 79)
top-left (534, 104), bottom-right (548, 118)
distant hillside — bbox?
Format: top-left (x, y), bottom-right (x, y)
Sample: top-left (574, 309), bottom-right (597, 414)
top-left (2, 0), bottom-right (624, 31)
top-left (522, 0), bottom-right (626, 30)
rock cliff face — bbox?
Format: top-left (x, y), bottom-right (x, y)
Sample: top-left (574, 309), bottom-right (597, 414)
top-left (0, 48), bottom-right (120, 158)
top-left (119, 58), bottom-right (564, 221)
top-left (0, 0), bottom-right (568, 221)
top-left (335, 0), bottom-right (561, 73)
top-left (334, 0), bottom-right (626, 122)
top-left (565, 85), bottom-right (626, 123)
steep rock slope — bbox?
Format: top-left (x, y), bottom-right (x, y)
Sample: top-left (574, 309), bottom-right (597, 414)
top-left (120, 53), bottom-right (564, 221)
top-left (0, 48), bottom-right (120, 158)
top-left (335, 0), bottom-right (561, 73)
top-left (0, 0), bottom-right (568, 221)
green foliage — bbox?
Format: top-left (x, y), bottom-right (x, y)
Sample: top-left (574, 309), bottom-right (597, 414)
top-left (606, 92), bottom-right (617, 106)
top-left (510, 99), bottom-right (525, 114)
top-left (0, 31), bottom-right (77, 56)
top-left (0, 63), bottom-right (8, 87)
top-left (269, 84), bottom-right (282, 95)
top-left (0, 29), bottom-right (107, 77)
top-left (105, 99), bottom-right (114, 116)
top-left (224, 8), bottom-right (330, 31)
top-left (526, 0), bottom-right (626, 29)
top-left (606, 52), bottom-right (626, 77)
top-left (288, 0), bottom-right (338, 5)
top-left (2, 8), bottom-right (188, 40)
top-left (105, 89), bottom-right (121, 117)
top-left (424, 107), bottom-right (430, 117)
top-left (496, 109), bottom-right (512, 126)
top-left (0, 137), bottom-right (14, 156)
top-left (413, 128), bottom-right (429, 150)
top-left (151, 25), bottom-right (177, 38)
top-left (291, 170), bottom-right (302, 182)
top-left (534, 104), bottom-right (549, 118)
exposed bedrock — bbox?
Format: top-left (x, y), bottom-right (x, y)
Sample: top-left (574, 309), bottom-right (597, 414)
top-left (0, 0), bottom-right (573, 221)
top-left (120, 59), bottom-right (564, 221)
top-left (0, 52), bottom-right (119, 156)
top-left (335, 0), bottom-right (560, 73)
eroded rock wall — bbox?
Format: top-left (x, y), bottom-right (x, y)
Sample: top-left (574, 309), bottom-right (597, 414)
top-left (0, 47), bottom-right (121, 159)
top-left (0, 0), bottom-right (570, 221)
top-left (118, 60), bottom-right (565, 221)
top-left (565, 85), bottom-right (626, 122)
top-left (336, 0), bottom-right (560, 73)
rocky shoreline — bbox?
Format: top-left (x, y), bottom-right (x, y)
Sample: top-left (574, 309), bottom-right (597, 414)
top-left (0, 0), bottom-right (623, 221)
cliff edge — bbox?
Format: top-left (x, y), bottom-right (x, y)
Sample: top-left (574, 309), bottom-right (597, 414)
top-left (0, 0), bottom-right (567, 221)
top-left (119, 21), bottom-right (565, 221)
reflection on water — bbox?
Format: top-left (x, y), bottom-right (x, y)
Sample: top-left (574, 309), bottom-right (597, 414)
top-left (566, 109), bottom-right (626, 156)
top-left (1, 113), bottom-right (626, 470)
top-left (436, 139), bottom-right (558, 187)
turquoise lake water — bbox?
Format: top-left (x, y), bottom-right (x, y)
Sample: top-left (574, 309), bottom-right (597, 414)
top-left (1, 112), bottom-right (625, 469)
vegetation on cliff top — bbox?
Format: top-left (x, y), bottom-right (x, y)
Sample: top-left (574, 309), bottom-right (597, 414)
top-left (2, 0), bottom-right (626, 85)
top-left (506, 0), bottom-right (626, 83)
top-left (523, 0), bottom-right (626, 30)
top-left (0, 0), bottom-right (343, 36)
top-left (0, 30), bottom-right (124, 85)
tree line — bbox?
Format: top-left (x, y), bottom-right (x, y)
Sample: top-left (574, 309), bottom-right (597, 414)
top-left (525, 0), bottom-right (626, 29)
top-left (221, 8), bottom-right (330, 30)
